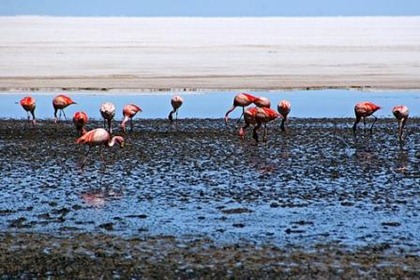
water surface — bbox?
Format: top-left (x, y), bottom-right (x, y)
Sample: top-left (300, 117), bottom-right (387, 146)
top-left (1, 90), bottom-right (419, 120)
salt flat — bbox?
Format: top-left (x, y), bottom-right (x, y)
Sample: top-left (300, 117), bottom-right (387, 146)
top-left (0, 16), bottom-right (419, 91)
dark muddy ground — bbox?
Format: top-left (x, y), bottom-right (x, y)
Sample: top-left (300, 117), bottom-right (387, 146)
top-left (0, 118), bottom-right (419, 278)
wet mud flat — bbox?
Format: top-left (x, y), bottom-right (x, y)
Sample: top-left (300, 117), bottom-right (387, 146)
top-left (0, 118), bottom-right (419, 278)
top-left (1, 232), bottom-right (419, 279)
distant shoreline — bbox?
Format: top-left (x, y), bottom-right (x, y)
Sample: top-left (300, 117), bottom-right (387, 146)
top-left (0, 85), bottom-right (418, 94)
top-left (1, 16), bottom-right (419, 92)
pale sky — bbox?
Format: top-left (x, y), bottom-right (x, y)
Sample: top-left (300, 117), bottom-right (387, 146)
top-left (1, 0), bottom-right (419, 17)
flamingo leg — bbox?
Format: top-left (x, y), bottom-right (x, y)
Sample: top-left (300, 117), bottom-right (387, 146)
top-left (399, 118), bottom-right (407, 141)
top-left (370, 115), bottom-right (377, 133)
top-left (108, 119), bottom-right (113, 134)
top-left (100, 146), bottom-right (105, 162)
top-left (236, 107), bottom-right (245, 124)
top-left (239, 123), bottom-right (249, 139)
top-left (81, 146), bottom-right (92, 169)
top-left (62, 109), bottom-right (67, 120)
top-left (31, 110), bottom-right (36, 126)
top-left (54, 109), bottom-right (59, 123)
top-left (280, 119), bottom-right (286, 132)
top-left (352, 116), bottom-right (361, 135)
top-left (130, 117), bottom-right (134, 132)
top-left (263, 124), bottom-right (268, 142)
top-left (363, 117), bottom-right (367, 133)
top-left (253, 122), bottom-right (261, 143)
top-left (398, 119), bottom-right (403, 141)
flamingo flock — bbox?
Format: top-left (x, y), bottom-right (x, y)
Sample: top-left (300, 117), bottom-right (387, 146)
top-left (17, 92), bottom-right (410, 167)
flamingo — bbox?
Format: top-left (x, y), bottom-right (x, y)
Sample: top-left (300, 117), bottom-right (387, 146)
top-left (277, 100), bottom-right (291, 132)
top-left (224, 93), bottom-right (258, 125)
top-left (53, 94), bottom-right (76, 123)
top-left (76, 128), bottom-right (124, 169)
top-left (168, 95), bottom-right (184, 123)
top-left (72, 111), bottom-right (88, 136)
top-left (100, 102), bottom-right (116, 133)
top-left (352, 101), bottom-right (381, 135)
top-left (121, 104), bottom-right (142, 132)
top-left (239, 107), bottom-right (280, 142)
top-left (20, 96), bottom-right (36, 126)
top-left (392, 105), bottom-right (409, 141)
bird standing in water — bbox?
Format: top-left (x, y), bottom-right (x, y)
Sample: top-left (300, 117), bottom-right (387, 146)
top-left (392, 105), bottom-right (409, 141)
top-left (72, 111), bottom-right (88, 136)
top-left (168, 95), bottom-right (183, 124)
top-left (121, 104), bottom-right (142, 132)
top-left (277, 100), bottom-right (291, 132)
top-left (76, 128), bottom-right (124, 169)
top-left (100, 102), bottom-right (116, 133)
top-left (20, 96), bottom-right (36, 126)
top-left (53, 94), bottom-right (76, 123)
top-left (240, 107), bottom-right (280, 142)
top-left (352, 101), bottom-right (381, 135)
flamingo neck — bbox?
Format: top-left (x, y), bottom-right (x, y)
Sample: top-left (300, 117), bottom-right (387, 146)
top-left (123, 115), bottom-right (130, 123)
top-left (108, 137), bottom-right (117, 147)
top-left (121, 116), bottom-right (130, 129)
top-left (108, 136), bottom-right (123, 147)
top-left (225, 106), bottom-right (235, 118)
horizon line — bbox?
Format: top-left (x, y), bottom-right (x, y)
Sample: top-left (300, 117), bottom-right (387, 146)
top-left (2, 14), bottom-right (420, 18)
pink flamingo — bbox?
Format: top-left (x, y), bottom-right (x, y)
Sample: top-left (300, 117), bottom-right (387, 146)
top-left (224, 93), bottom-right (258, 125)
top-left (392, 105), bottom-right (409, 141)
top-left (76, 128), bottom-right (124, 169)
top-left (20, 96), bottom-right (36, 126)
top-left (72, 111), bottom-right (88, 136)
top-left (53, 94), bottom-right (76, 123)
top-left (225, 93), bottom-right (271, 125)
top-left (100, 102), bottom-right (116, 133)
top-left (277, 100), bottom-right (291, 132)
top-left (240, 107), bottom-right (280, 142)
top-left (353, 101), bottom-right (381, 134)
top-left (121, 104), bottom-right (142, 132)
top-left (168, 95), bottom-right (183, 123)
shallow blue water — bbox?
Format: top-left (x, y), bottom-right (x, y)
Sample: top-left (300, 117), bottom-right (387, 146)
top-left (1, 89), bottom-right (419, 120)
